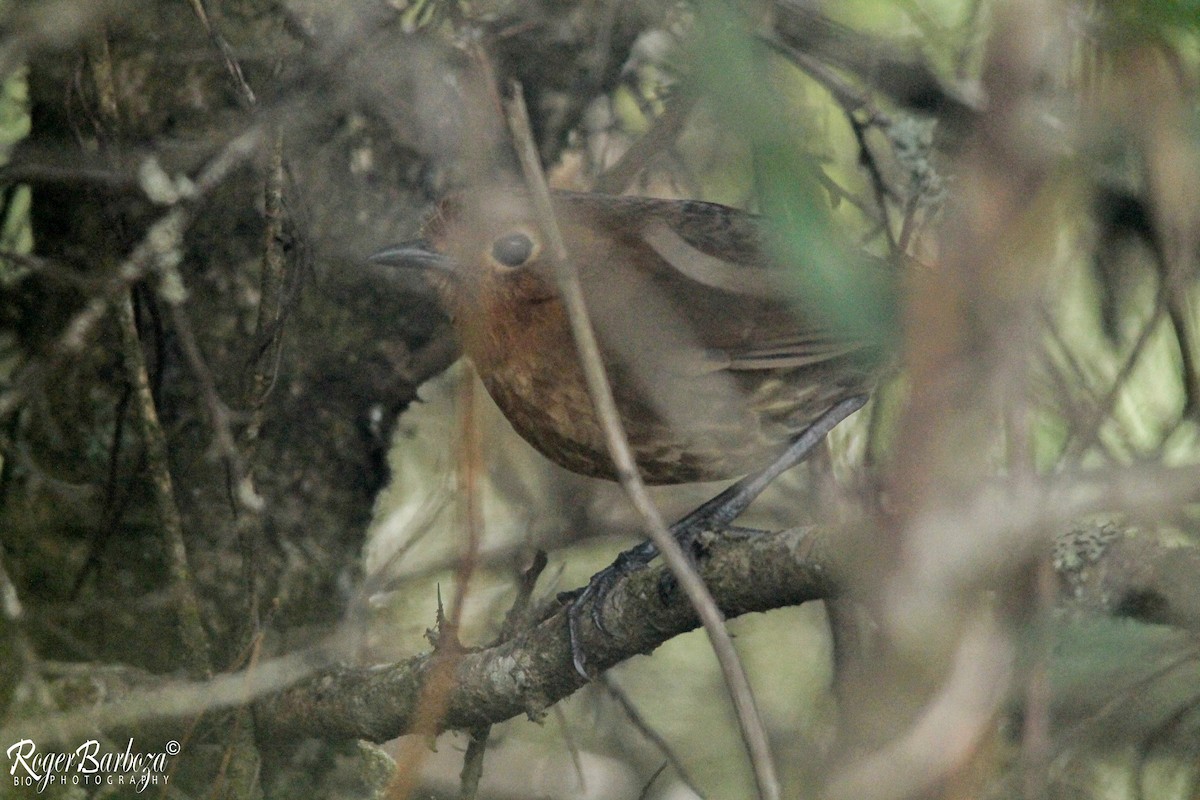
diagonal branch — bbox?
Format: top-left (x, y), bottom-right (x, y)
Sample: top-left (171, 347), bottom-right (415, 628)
top-left (257, 524), bottom-right (841, 742)
top-left (0, 524), bottom-right (845, 749)
top-left (504, 82), bottom-right (781, 800)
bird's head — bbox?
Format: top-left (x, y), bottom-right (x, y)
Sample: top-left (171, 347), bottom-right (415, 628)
top-left (369, 187), bottom-right (565, 322)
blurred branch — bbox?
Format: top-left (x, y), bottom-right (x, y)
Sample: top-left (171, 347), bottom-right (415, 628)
top-left (593, 88), bottom-right (698, 194)
top-left (504, 80), bottom-right (780, 800)
top-left (1056, 521), bottom-right (1200, 630)
top-left (901, 465), bottom-right (1200, 607)
top-left (599, 675), bottom-right (707, 799)
top-left (831, 5), bottom-right (1071, 794)
top-left (115, 292), bottom-right (212, 676)
top-left (770, 0), bottom-right (979, 126)
top-left (0, 126), bottom-right (264, 423)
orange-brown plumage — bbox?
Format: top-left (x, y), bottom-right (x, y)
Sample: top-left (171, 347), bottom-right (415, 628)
top-left (375, 187), bottom-right (880, 484)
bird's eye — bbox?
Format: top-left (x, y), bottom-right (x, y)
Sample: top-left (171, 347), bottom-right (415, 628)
top-left (490, 232), bottom-right (535, 269)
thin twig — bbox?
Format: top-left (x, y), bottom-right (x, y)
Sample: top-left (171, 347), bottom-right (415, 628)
top-left (815, 167), bottom-right (885, 226)
top-left (636, 763), bottom-right (670, 800)
top-left (386, 362), bottom-right (487, 800)
top-left (846, 114), bottom-right (898, 256)
top-left (553, 704), bottom-right (588, 792)
top-left (116, 292), bottom-right (212, 676)
top-left (503, 82), bottom-right (781, 800)
top-left (594, 89), bottom-right (699, 194)
top-left (600, 675), bottom-right (707, 799)
top-left (895, 192), bottom-right (922, 255)
top-left (165, 301), bottom-right (261, 514)
top-left (765, 34), bottom-right (902, 254)
top-left (242, 129), bottom-right (288, 458)
top-left (495, 550), bottom-right (549, 644)
top-left (458, 550), bottom-right (549, 800)
top-left (1050, 643), bottom-right (1200, 758)
top-left (458, 728), bottom-right (489, 800)
top-left (762, 35), bottom-right (892, 127)
top-left (69, 380), bottom-right (137, 597)
top-left (186, 0), bottom-right (257, 107)
top-left (1039, 308), bottom-right (1137, 465)
top-left (1060, 290), bottom-right (1168, 464)
top-left (0, 127), bottom-right (264, 424)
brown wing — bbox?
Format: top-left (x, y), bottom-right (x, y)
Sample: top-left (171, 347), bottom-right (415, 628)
top-left (543, 191), bottom-right (877, 478)
top-left (557, 192), bottom-right (873, 373)
top-left (722, 336), bottom-right (873, 371)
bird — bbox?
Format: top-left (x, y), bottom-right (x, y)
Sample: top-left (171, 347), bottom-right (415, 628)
top-left (371, 185), bottom-right (884, 672)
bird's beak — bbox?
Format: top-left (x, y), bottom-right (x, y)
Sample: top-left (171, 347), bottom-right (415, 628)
top-left (367, 239), bottom-right (456, 274)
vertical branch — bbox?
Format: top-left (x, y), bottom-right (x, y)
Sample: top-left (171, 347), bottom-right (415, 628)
top-left (386, 365), bottom-right (486, 800)
top-left (243, 129), bottom-right (287, 456)
top-left (116, 292), bottom-right (212, 675)
top-left (503, 82), bottom-right (781, 800)
top-left (451, 362), bottom-right (484, 623)
top-left (235, 127), bottom-right (287, 638)
top-left (458, 551), bottom-right (547, 800)
top-left (84, 30), bottom-right (216, 677)
top-left (830, 3), bottom-right (1066, 797)
top-left (457, 728), bottom-right (489, 800)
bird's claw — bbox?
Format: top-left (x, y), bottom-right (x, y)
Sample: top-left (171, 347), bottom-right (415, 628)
top-left (566, 588), bottom-right (592, 678)
top-left (564, 542), bottom-right (659, 678)
top-left (565, 565), bottom-right (626, 678)
top-left (564, 518), bottom-right (768, 677)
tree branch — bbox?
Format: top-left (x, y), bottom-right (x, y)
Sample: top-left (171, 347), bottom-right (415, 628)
top-left (256, 524), bottom-right (840, 742)
top-left (8, 501), bottom-right (1200, 752)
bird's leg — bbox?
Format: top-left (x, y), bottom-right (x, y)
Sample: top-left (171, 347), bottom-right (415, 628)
top-left (564, 395), bottom-right (868, 677)
top-left (667, 394), bottom-right (869, 549)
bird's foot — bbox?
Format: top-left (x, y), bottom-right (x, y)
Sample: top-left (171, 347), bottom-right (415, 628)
top-left (560, 540), bottom-right (658, 678)
top-left (562, 395), bottom-right (870, 677)
top-left (561, 517), bottom-right (750, 679)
